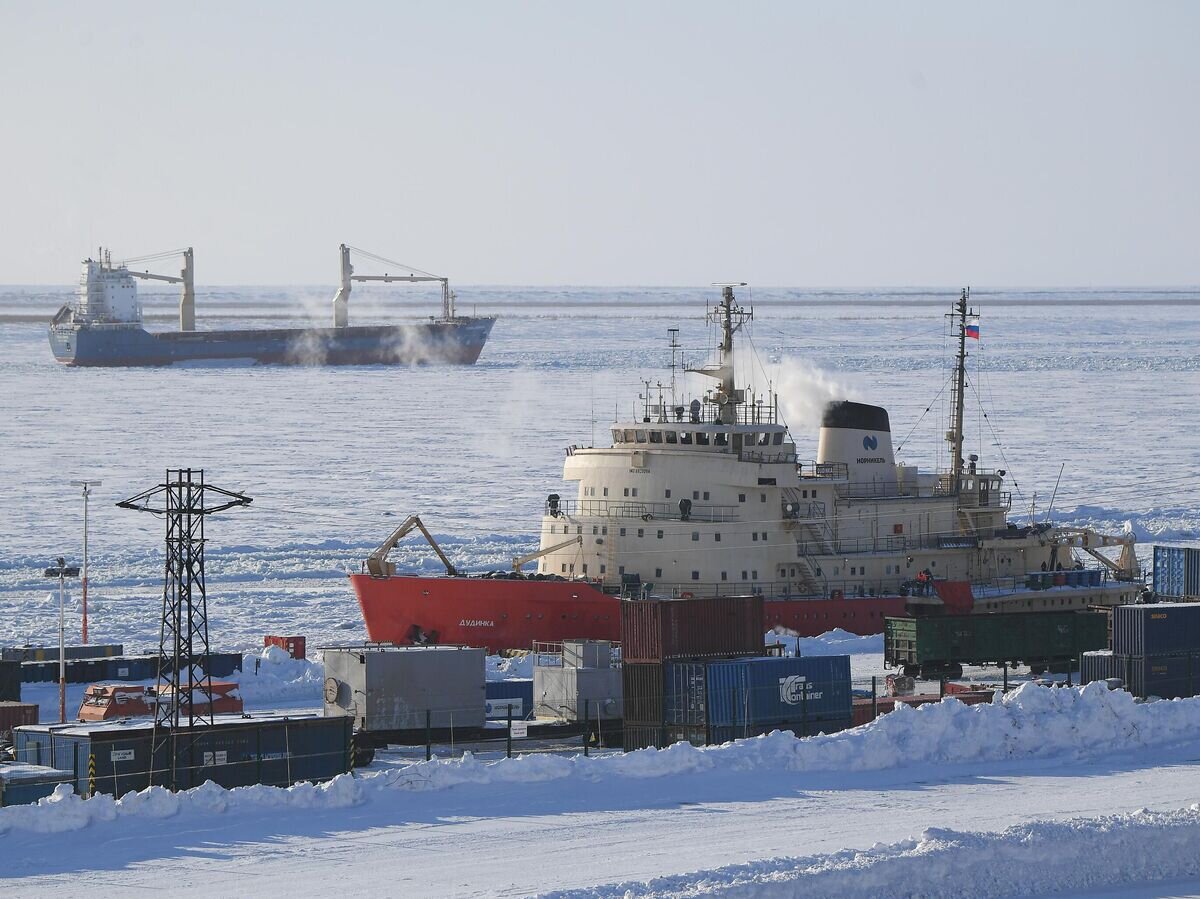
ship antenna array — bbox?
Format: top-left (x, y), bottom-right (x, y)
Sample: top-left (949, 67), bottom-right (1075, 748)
top-left (117, 469), bottom-right (252, 791)
top-left (945, 287), bottom-right (974, 496)
top-left (667, 328), bottom-right (681, 409)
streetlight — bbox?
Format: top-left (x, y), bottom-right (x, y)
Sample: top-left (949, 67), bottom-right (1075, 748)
top-left (69, 480), bottom-right (102, 645)
top-left (43, 557), bottom-right (80, 723)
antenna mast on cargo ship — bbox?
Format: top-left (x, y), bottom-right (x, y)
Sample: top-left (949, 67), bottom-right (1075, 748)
top-left (946, 287), bottom-right (974, 494)
top-left (688, 283), bottom-right (753, 425)
top-left (118, 470), bottom-right (252, 790)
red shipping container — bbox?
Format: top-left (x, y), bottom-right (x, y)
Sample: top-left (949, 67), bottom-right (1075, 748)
top-left (0, 701), bottom-right (39, 738)
top-left (620, 595), bottom-right (765, 663)
top-left (264, 635), bottom-right (307, 660)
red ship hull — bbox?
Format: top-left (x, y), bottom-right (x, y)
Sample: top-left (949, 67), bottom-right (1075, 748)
top-left (349, 573), bottom-right (909, 651)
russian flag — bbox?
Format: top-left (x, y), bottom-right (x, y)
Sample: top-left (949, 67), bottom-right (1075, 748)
top-left (965, 316), bottom-right (980, 340)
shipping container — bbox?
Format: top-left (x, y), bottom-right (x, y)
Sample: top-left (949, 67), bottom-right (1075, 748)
top-left (0, 701), bottom-right (38, 739)
top-left (0, 660), bottom-right (19, 702)
top-left (1113, 603), bottom-right (1200, 657)
top-left (323, 645), bottom-right (485, 732)
top-left (1152, 546), bottom-right (1200, 599)
top-left (22, 652), bottom-right (242, 686)
top-left (665, 656), bottom-right (851, 732)
top-left (884, 611), bottom-right (1108, 675)
top-left (707, 714), bottom-right (854, 744)
top-left (0, 763), bottom-right (74, 807)
top-left (485, 679), bottom-right (534, 720)
top-left (1117, 653), bottom-right (1200, 700)
top-left (622, 724), bottom-right (666, 751)
top-left (533, 666), bottom-right (622, 721)
top-left (620, 595), bottom-right (764, 663)
top-left (1080, 650), bottom-right (1120, 685)
top-left (13, 714), bottom-right (350, 796)
top-left (264, 635), bottom-right (307, 660)
top-left (622, 662), bottom-right (664, 724)
top-left (1, 644), bottom-right (123, 663)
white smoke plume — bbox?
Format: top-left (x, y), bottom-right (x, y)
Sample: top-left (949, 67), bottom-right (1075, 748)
top-left (769, 357), bottom-right (861, 432)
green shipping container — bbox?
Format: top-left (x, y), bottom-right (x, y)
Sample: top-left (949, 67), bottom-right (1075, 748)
top-left (884, 611), bottom-right (1109, 674)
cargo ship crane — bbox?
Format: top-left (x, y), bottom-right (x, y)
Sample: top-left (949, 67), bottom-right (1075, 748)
top-left (333, 244), bottom-right (458, 328)
top-left (366, 514), bottom-right (459, 577)
top-left (124, 248), bottom-right (195, 331)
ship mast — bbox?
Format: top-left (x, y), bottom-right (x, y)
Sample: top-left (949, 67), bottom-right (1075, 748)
top-left (946, 287), bottom-right (972, 492)
top-left (690, 283), bottom-right (751, 424)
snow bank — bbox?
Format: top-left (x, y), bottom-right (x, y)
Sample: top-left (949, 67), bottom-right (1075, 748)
top-left (229, 646), bottom-right (325, 706)
top-left (541, 805), bottom-right (1200, 898)
top-left (766, 627), bottom-right (884, 655)
top-left (4, 682), bottom-right (1199, 840)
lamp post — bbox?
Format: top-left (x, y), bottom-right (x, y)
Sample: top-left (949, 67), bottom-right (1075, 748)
top-left (43, 558), bottom-right (80, 723)
top-left (70, 480), bottom-right (102, 644)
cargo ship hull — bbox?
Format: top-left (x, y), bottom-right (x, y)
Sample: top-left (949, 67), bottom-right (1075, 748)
top-left (349, 573), bottom-right (909, 650)
top-left (48, 318), bottom-right (495, 367)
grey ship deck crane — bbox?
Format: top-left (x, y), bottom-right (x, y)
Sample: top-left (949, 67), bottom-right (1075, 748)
top-left (332, 244), bottom-right (458, 328)
top-left (124, 248), bottom-right (195, 330)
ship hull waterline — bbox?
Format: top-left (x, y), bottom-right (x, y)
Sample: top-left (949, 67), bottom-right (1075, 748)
top-left (350, 572), bottom-right (910, 649)
top-left (48, 318), bottom-right (496, 367)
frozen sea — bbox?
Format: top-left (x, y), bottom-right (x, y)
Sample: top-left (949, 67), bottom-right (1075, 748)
top-left (1, 284), bottom-right (1198, 652)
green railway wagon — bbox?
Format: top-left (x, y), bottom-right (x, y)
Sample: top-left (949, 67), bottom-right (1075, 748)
top-left (884, 611), bottom-right (1109, 678)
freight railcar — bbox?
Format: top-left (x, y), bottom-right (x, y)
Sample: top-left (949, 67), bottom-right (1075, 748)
top-left (884, 611), bottom-right (1109, 678)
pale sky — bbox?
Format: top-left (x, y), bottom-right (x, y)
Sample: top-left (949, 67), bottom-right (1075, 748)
top-left (1, 2), bottom-right (1196, 286)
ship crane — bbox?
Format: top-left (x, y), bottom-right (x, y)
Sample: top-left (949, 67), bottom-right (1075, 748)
top-left (1049, 527), bottom-right (1141, 580)
top-left (365, 515), bottom-right (459, 577)
top-left (123, 248), bottom-right (195, 331)
top-left (332, 244), bottom-right (457, 328)
top-left (512, 535), bottom-right (583, 573)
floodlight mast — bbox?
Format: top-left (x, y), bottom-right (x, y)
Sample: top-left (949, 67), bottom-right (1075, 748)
top-left (69, 479), bottom-right (102, 644)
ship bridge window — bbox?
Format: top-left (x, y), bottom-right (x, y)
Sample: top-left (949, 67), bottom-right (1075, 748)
top-left (635, 430), bottom-right (647, 443)
top-left (695, 432), bottom-right (710, 446)
top-left (759, 433), bottom-right (771, 446)
top-left (745, 433), bottom-right (756, 446)
top-left (665, 431), bottom-right (678, 444)
top-left (623, 429), bottom-right (636, 442)
top-left (649, 431), bottom-right (663, 444)
top-left (680, 432), bottom-right (693, 445)
top-left (714, 432), bottom-right (728, 447)
top-left (772, 433), bottom-right (784, 445)
top-left (612, 429), bottom-right (623, 443)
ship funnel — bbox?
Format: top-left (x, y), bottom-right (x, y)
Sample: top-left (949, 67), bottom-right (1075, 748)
top-left (817, 401), bottom-right (897, 489)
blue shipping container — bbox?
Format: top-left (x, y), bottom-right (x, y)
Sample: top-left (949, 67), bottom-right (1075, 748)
top-left (1154, 546), bottom-right (1186, 598)
top-left (1113, 604), bottom-right (1200, 657)
top-left (1117, 653), bottom-right (1200, 700)
top-left (665, 656), bottom-right (851, 730)
top-left (485, 679), bottom-right (534, 720)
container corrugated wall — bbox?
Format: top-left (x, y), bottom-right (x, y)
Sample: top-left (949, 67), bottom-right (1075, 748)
top-left (1113, 604), bottom-right (1200, 657)
top-left (1080, 650), bottom-right (1118, 684)
top-left (622, 725), bottom-right (666, 751)
top-left (622, 663), bottom-right (664, 724)
top-left (1119, 653), bottom-right (1200, 699)
top-left (620, 595), bottom-right (764, 663)
top-left (0, 702), bottom-right (38, 739)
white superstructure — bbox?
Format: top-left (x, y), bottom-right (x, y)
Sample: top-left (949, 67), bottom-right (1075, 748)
top-left (533, 286), bottom-right (1141, 612)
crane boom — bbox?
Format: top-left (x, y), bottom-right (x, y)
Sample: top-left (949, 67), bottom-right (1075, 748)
top-left (512, 536), bottom-right (583, 572)
top-left (332, 244), bottom-right (456, 328)
top-left (365, 514), bottom-right (458, 577)
top-left (124, 248), bottom-right (195, 330)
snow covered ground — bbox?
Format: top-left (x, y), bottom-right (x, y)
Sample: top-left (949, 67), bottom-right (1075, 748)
top-left (5, 684), bottom-right (1200, 896)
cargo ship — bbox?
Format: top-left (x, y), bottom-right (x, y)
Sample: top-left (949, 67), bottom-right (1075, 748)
top-left (48, 245), bottom-right (495, 366)
top-left (350, 285), bottom-right (1143, 650)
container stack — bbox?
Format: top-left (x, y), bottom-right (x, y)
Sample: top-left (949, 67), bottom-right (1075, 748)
top-left (621, 595), bottom-right (764, 751)
top-left (620, 595), bottom-right (852, 750)
top-left (1083, 603), bottom-right (1200, 699)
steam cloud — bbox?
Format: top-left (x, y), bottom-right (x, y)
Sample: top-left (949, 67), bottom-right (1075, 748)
top-left (769, 358), bottom-right (860, 431)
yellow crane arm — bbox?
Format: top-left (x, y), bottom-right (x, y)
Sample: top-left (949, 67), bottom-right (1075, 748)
top-left (365, 514), bottom-right (458, 577)
top-left (512, 536), bottom-right (583, 572)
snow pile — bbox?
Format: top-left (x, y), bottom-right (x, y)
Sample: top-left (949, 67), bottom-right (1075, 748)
top-left (487, 651), bottom-right (534, 681)
top-left (229, 646), bottom-right (325, 707)
top-left (767, 627), bottom-right (883, 656)
top-left (541, 805), bottom-right (1200, 898)
top-left (5, 682), bottom-right (1200, 840)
